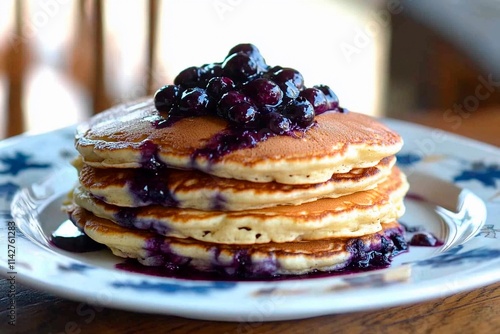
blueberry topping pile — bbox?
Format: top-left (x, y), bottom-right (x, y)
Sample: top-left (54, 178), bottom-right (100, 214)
top-left (154, 43), bottom-right (346, 133)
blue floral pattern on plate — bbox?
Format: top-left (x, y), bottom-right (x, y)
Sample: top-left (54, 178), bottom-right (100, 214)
top-left (111, 280), bottom-right (237, 294)
top-left (453, 162), bottom-right (500, 188)
top-left (0, 151), bottom-right (52, 176)
top-left (396, 152), bottom-right (422, 166)
top-left (0, 121), bottom-right (499, 321)
top-left (413, 245), bottom-right (500, 267)
top-left (478, 224), bottom-right (500, 239)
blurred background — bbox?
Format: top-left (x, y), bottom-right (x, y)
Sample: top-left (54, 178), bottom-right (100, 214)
top-left (0, 0), bottom-right (499, 144)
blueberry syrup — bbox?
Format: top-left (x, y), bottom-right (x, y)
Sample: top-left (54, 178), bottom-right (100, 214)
top-left (134, 140), bottom-right (182, 206)
top-left (190, 127), bottom-right (272, 163)
top-left (139, 140), bottom-right (165, 170)
top-left (113, 230), bottom-right (408, 281)
top-left (210, 193), bottom-right (228, 211)
top-left (152, 114), bottom-right (316, 166)
top-left (346, 233), bottom-right (408, 269)
top-left (50, 220), bottom-right (105, 253)
top-left (399, 222), bottom-right (444, 247)
top-left (409, 233), bottom-right (444, 247)
top-left (113, 210), bottom-right (172, 236)
top-left (127, 169), bottom-right (178, 207)
top-left (114, 208), bottom-right (138, 228)
top-left (189, 120), bottom-right (315, 163)
top-left (115, 259), bottom-right (396, 282)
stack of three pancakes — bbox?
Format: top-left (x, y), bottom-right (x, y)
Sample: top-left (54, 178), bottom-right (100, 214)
top-left (66, 99), bottom-right (409, 277)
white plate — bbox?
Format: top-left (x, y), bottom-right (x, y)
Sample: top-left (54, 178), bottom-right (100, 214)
top-left (1, 120), bottom-right (499, 321)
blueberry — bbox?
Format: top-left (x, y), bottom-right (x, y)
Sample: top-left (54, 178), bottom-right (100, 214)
top-left (242, 78), bottom-right (283, 107)
top-left (206, 77), bottom-right (235, 100)
top-left (227, 43), bottom-right (268, 71)
top-left (314, 84), bottom-right (339, 110)
top-left (237, 130), bottom-right (260, 147)
top-left (227, 102), bottom-right (258, 125)
top-left (153, 44), bottom-right (343, 134)
top-left (200, 63), bottom-right (223, 86)
top-left (222, 52), bottom-right (259, 83)
top-left (410, 233), bottom-right (441, 247)
top-left (282, 97), bottom-right (315, 127)
top-left (178, 88), bottom-right (211, 115)
top-left (271, 68), bottom-right (304, 91)
top-left (174, 66), bottom-right (202, 88)
top-left (265, 111), bottom-right (291, 134)
top-left (265, 65), bottom-right (283, 76)
top-left (258, 105), bottom-right (279, 115)
top-left (281, 82), bottom-right (300, 100)
top-left (299, 87), bottom-right (328, 115)
top-left (217, 91), bottom-right (249, 118)
top-left (154, 85), bottom-right (182, 112)
top-left (227, 43), bottom-right (261, 58)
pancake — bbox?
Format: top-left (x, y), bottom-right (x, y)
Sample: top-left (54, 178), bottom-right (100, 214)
top-left (70, 166), bottom-right (408, 244)
top-left (75, 98), bottom-right (403, 184)
top-left (76, 156), bottom-right (396, 211)
top-left (70, 206), bottom-right (407, 277)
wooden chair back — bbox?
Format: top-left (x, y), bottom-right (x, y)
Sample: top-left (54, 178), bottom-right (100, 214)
top-left (1, 0), bottom-right (158, 138)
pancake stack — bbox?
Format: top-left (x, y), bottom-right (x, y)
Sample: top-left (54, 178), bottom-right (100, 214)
top-left (66, 98), bottom-right (409, 278)
top-left (66, 43), bottom-right (409, 277)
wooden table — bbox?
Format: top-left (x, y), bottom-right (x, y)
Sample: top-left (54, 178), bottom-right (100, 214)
top-left (0, 281), bottom-right (498, 333)
top-left (1, 109), bottom-right (499, 334)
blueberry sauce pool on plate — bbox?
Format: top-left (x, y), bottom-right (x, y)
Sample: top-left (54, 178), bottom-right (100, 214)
top-left (115, 259), bottom-right (395, 282)
top-left (50, 220), bottom-right (106, 253)
top-left (409, 233), bottom-right (444, 247)
top-left (399, 222), bottom-right (445, 247)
